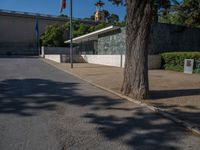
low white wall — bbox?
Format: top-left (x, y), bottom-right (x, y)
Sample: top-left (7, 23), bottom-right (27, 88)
top-left (44, 53), bottom-right (161, 69)
top-left (41, 46), bottom-right (70, 63)
top-left (44, 54), bottom-right (86, 63)
top-left (81, 55), bottom-right (161, 69)
top-left (44, 54), bottom-right (61, 63)
top-left (82, 55), bottom-right (124, 67)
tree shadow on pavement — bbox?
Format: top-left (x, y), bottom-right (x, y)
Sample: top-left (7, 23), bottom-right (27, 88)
top-left (149, 89), bottom-right (200, 127)
top-left (0, 79), bottom-right (122, 116)
top-left (83, 111), bottom-right (182, 150)
top-left (149, 102), bottom-right (200, 127)
top-left (0, 79), bottom-right (197, 149)
top-left (150, 89), bottom-right (200, 99)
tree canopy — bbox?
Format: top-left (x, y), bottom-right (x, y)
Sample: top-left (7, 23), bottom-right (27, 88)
top-left (41, 24), bottom-right (64, 47)
top-left (109, 0), bottom-right (200, 27)
top-left (108, 14), bottom-right (120, 23)
top-left (160, 0), bottom-right (200, 27)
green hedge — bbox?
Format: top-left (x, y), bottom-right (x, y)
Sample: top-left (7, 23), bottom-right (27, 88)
top-left (161, 52), bottom-right (200, 72)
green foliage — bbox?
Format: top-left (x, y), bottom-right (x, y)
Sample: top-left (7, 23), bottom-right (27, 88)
top-left (108, 14), bottom-right (119, 23)
top-left (102, 10), bottom-right (110, 20)
top-left (159, 11), bottom-right (185, 25)
top-left (92, 22), bottom-right (108, 30)
top-left (65, 21), bottom-right (125, 38)
top-left (194, 60), bottom-right (200, 73)
top-left (41, 24), bottom-right (64, 47)
top-left (65, 21), bottom-right (93, 37)
top-left (176, 0), bottom-right (200, 27)
top-left (113, 22), bottom-right (126, 27)
top-left (74, 23), bottom-right (90, 37)
top-left (161, 52), bottom-right (200, 72)
top-left (109, 0), bottom-right (199, 27)
top-left (159, 0), bottom-right (200, 27)
top-left (41, 19), bottom-right (125, 46)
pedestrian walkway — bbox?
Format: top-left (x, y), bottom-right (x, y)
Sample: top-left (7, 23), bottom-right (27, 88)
top-left (43, 59), bottom-right (200, 131)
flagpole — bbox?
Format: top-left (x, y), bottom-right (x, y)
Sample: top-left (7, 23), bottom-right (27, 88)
top-left (70, 0), bottom-right (73, 68)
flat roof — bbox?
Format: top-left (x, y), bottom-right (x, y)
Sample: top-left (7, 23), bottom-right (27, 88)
top-left (65, 25), bottom-right (120, 43)
top-left (0, 9), bottom-right (96, 23)
top-left (0, 9), bottom-right (66, 20)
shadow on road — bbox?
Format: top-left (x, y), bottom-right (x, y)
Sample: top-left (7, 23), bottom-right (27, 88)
top-left (0, 79), bottom-right (195, 149)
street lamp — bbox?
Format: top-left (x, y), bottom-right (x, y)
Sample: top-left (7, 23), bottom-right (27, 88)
top-left (70, 0), bottom-right (73, 68)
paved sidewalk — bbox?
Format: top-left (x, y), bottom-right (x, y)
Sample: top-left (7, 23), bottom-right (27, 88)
top-left (43, 59), bottom-right (200, 130)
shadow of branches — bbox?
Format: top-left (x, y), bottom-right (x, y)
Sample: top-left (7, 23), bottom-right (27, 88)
top-left (150, 89), bottom-right (200, 99)
top-left (0, 78), bottom-right (197, 149)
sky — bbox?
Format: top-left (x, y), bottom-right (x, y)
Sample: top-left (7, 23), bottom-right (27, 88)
top-left (0, 0), bottom-right (126, 21)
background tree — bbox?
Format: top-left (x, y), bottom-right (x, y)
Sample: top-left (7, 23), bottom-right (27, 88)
top-left (153, 0), bottom-right (171, 22)
top-left (152, 0), bottom-right (182, 22)
top-left (102, 10), bottom-right (110, 21)
top-left (65, 21), bottom-right (109, 37)
top-left (174, 0), bottom-right (200, 27)
top-left (41, 24), bottom-right (64, 47)
top-left (159, 0), bottom-right (200, 27)
top-left (74, 23), bottom-right (90, 37)
top-left (108, 13), bottom-right (120, 23)
top-left (90, 14), bottom-right (95, 21)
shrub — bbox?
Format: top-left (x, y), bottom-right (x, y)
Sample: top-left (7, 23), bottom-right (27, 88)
top-left (41, 24), bottom-right (64, 47)
top-left (161, 52), bottom-right (200, 72)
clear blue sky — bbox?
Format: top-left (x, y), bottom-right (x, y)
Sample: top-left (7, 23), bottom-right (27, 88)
top-left (0, 0), bottom-right (126, 21)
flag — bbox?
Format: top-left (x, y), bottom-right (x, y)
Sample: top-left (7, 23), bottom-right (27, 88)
top-left (35, 17), bottom-right (39, 36)
top-left (35, 17), bottom-right (40, 49)
top-left (60, 0), bottom-right (67, 13)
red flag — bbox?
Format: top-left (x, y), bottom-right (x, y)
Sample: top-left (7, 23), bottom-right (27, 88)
top-left (60, 0), bottom-right (66, 13)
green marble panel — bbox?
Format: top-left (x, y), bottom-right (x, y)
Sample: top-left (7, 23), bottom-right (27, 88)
top-left (97, 27), bottom-right (126, 55)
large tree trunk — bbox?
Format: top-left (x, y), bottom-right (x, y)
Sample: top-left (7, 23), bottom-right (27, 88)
top-left (121, 0), bottom-right (154, 100)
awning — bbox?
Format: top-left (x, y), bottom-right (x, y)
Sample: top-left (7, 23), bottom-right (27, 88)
top-left (64, 25), bottom-right (119, 44)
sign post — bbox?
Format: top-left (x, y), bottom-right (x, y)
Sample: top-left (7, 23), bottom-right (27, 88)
top-left (184, 59), bottom-right (194, 74)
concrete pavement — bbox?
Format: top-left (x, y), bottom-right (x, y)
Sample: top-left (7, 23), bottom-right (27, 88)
top-left (0, 57), bottom-right (200, 150)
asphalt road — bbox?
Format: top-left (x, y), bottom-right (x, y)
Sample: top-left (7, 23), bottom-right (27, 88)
top-left (0, 57), bottom-right (199, 150)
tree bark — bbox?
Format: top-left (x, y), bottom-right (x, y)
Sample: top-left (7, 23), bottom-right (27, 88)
top-left (121, 0), bottom-right (154, 100)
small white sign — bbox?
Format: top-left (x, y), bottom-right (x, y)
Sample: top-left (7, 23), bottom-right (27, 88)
top-left (184, 59), bottom-right (194, 74)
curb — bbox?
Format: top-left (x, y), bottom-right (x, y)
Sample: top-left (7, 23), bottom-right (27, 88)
top-left (42, 59), bottom-right (200, 136)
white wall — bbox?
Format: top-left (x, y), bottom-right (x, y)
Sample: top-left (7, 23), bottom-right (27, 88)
top-left (44, 53), bottom-right (161, 69)
top-left (81, 55), bottom-right (124, 67)
top-left (81, 55), bottom-right (161, 69)
top-left (44, 55), bottom-right (61, 63)
top-left (41, 46), bottom-right (70, 63)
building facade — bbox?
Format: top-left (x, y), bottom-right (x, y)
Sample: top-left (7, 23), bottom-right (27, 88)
top-left (69, 23), bottom-right (200, 56)
top-left (0, 9), bottom-right (95, 55)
